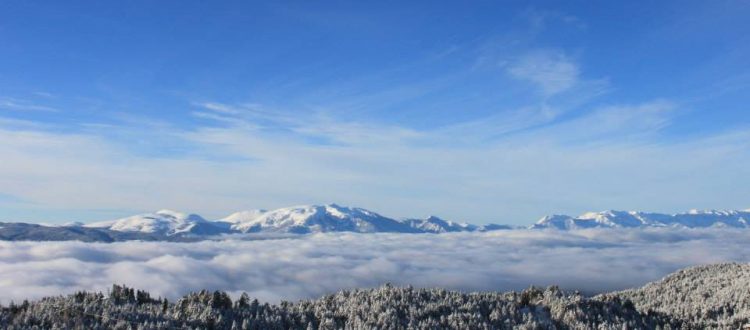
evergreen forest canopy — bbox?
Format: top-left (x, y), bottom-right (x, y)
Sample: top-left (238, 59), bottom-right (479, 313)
top-left (1, 263), bottom-right (748, 329)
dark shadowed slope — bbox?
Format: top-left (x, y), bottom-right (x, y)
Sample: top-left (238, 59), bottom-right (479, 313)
top-left (0, 222), bottom-right (163, 242)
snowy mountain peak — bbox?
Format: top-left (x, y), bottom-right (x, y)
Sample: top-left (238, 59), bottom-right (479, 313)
top-left (154, 209), bottom-right (206, 222)
top-left (404, 215), bottom-right (479, 233)
top-left (578, 210), bottom-right (637, 219)
top-left (532, 215), bottom-right (576, 230)
top-left (225, 204), bottom-right (418, 234)
top-left (533, 208), bottom-right (750, 230)
top-left (682, 209), bottom-right (743, 216)
top-left (221, 205), bottom-right (504, 234)
top-left (74, 205), bottom-right (750, 236)
top-left (575, 210), bottom-right (649, 227)
top-left (85, 210), bottom-right (222, 236)
top-left (423, 215), bottom-right (468, 225)
top-left (538, 214), bottom-right (573, 222)
top-left (220, 210), bottom-right (267, 224)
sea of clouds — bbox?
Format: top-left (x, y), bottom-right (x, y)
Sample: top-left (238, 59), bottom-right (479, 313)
top-left (1, 228), bottom-right (750, 304)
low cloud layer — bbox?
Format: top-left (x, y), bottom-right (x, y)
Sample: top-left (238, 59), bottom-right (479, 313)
top-left (1, 229), bottom-right (749, 304)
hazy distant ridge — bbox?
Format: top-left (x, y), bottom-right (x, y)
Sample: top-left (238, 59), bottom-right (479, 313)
top-left (532, 209), bottom-right (750, 229)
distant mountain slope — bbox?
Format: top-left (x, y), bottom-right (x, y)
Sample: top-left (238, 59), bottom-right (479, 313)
top-left (0, 222), bottom-right (173, 242)
top-left (531, 209), bottom-right (750, 229)
top-left (476, 223), bottom-right (514, 231)
top-left (219, 209), bottom-right (267, 225)
top-left (403, 215), bottom-right (478, 233)
top-left (3, 205), bottom-right (750, 242)
top-left (402, 216), bottom-right (513, 232)
top-left (0, 204), bottom-right (512, 241)
top-left (603, 263), bottom-right (750, 328)
top-left (85, 209), bottom-right (228, 236)
top-left (223, 204), bottom-right (421, 234)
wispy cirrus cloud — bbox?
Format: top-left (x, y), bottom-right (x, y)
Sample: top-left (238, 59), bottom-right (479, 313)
top-left (521, 8), bottom-right (588, 32)
top-left (506, 50), bottom-right (581, 96)
top-left (0, 97), bottom-right (58, 112)
top-left (514, 100), bottom-right (677, 145)
top-left (0, 95), bottom-right (748, 224)
top-left (0, 6), bottom-right (747, 224)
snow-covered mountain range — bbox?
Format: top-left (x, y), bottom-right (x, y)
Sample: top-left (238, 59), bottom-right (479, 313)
top-left (79, 204), bottom-right (501, 237)
top-left (531, 209), bottom-right (750, 229)
top-left (220, 204), bottom-right (421, 234)
top-left (2, 204), bottom-right (750, 241)
top-left (85, 209), bottom-right (229, 236)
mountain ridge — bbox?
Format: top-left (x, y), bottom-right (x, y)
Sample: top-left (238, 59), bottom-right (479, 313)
top-left (532, 208), bottom-right (750, 229)
top-left (2, 204), bottom-right (750, 241)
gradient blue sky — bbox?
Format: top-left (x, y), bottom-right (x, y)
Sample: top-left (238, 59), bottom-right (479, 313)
top-left (1, 1), bottom-right (749, 224)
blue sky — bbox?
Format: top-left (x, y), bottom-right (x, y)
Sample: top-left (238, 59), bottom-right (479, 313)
top-left (0, 1), bottom-right (749, 224)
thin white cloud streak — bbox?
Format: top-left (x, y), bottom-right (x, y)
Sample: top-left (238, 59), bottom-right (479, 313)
top-left (0, 15), bottom-right (650, 223)
top-left (507, 50), bottom-right (581, 96)
top-left (0, 99), bottom-right (749, 223)
top-left (1, 229), bottom-right (750, 304)
top-left (524, 9), bottom-right (587, 31)
top-left (0, 97), bottom-right (58, 112)
top-left (472, 45), bottom-right (610, 135)
top-left (507, 100), bottom-right (677, 145)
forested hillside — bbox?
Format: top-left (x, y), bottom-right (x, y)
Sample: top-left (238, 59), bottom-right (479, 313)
top-left (0, 285), bottom-right (675, 329)
top-left (2, 263), bottom-right (749, 329)
top-left (602, 263), bottom-right (750, 329)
